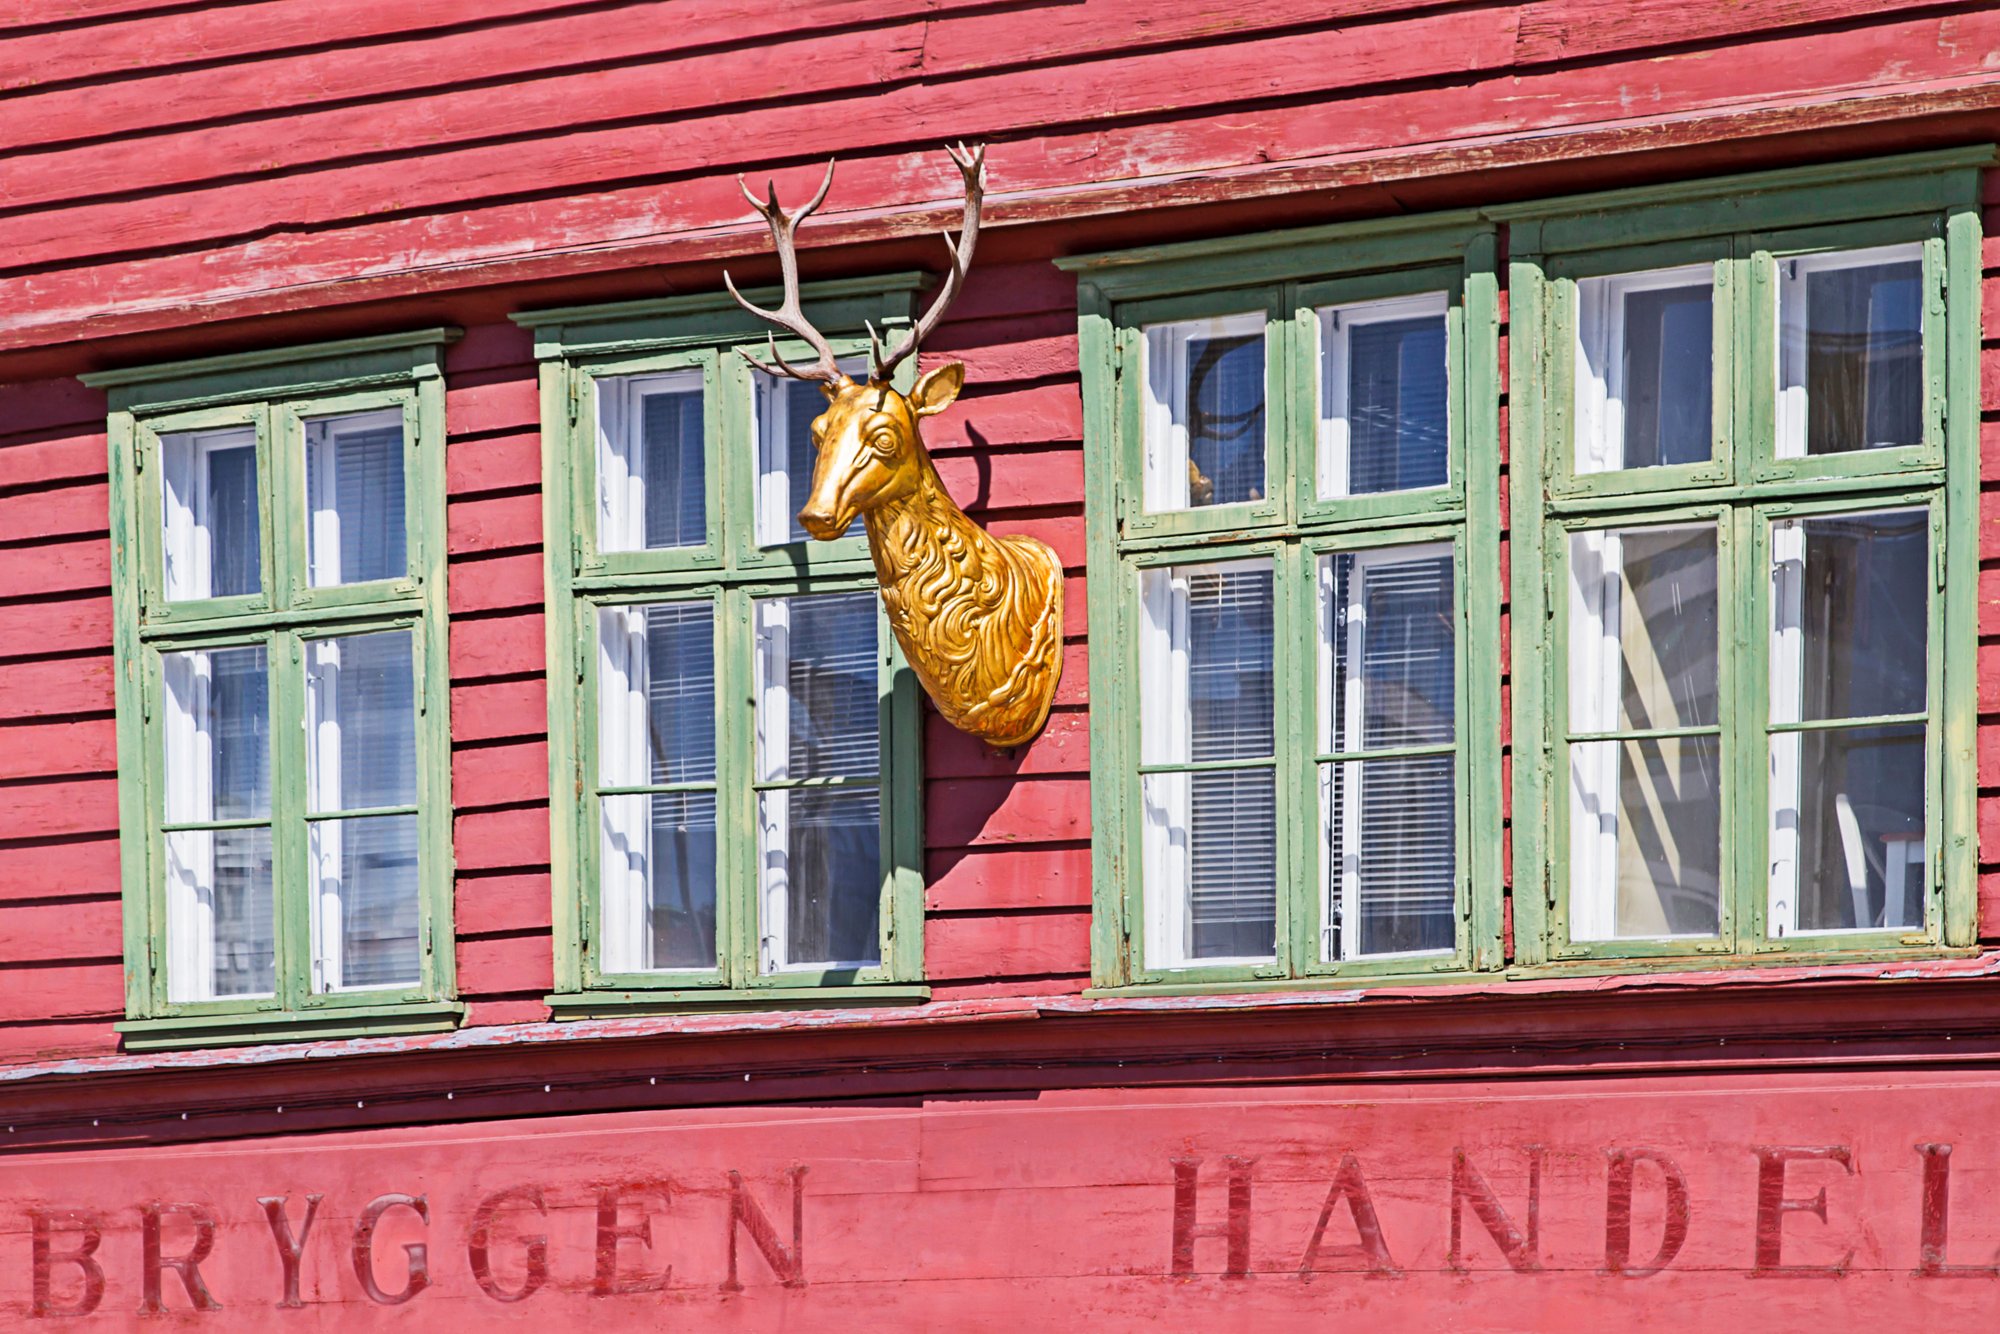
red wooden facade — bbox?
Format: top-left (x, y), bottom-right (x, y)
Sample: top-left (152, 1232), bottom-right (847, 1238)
top-left (1, 1), bottom-right (1999, 1325)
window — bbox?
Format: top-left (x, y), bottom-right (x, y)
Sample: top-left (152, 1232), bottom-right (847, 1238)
top-left (1503, 149), bottom-right (1983, 963)
top-left (1067, 215), bottom-right (1504, 988)
top-left (521, 279), bottom-right (926, 1013)
top-left (92, 331), bottom-right (459, 1049)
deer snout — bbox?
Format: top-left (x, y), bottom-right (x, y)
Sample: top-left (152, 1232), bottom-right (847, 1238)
top-left (797, 500), bottom-right (854, 541)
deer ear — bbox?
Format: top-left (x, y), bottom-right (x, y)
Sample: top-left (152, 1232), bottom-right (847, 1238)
top-left (909, 362), bottom-right (965, 417)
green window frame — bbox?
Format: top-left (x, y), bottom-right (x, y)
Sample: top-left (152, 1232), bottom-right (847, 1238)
top-left (90, 331), bottom-right (461, 1050)
top-left (1502, 148), bottom-right (1988, 967)
top-left (519, 278), bottom-right (929, 1016)
top-left (1064, 215), bottom-right (1505, 991)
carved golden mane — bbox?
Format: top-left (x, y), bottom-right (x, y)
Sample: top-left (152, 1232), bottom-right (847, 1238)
top-left (722, 146), bottom-right (1064, 749)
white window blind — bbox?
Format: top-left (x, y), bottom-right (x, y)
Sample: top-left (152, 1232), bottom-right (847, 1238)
top-left (161, 427), bottom-right (260, 601)
top-left (305, 408), bottom-right (406, 586)
top-left (1320, 546), bottom-right (1456, 960)
top-left (753, 355), bottom-right (865, 547)
top-left (1317, 292), bottom-right (1449, 498)
top-left (598, 371), bottom-right (706, 552)
top-left (1138, 559), bottom-right (1277, 966)
top-left (754, 591), bottom-right (882, 971)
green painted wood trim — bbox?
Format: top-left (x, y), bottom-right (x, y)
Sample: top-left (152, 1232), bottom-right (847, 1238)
top-left (543, 985), bottom-right (931, 1018)
top-left (107, 344), bottom-right (457, 1032)
top-left (1941, 203), bottom-right (1982, 946)
top-left (84, 329), bottom-right (461, 414)
top-left (1076, 227), bottom-right (1504, 987)
top-left (1494, 147), bottom-right (1993, 254)
top-left (539, 287), bottom-right (927, 1004)
top-left (115, 1002), bottom-right (464, 1052)
top-left (1055, 210), bottom-right (1488, 295)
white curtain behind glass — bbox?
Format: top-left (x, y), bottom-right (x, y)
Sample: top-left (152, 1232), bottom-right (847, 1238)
top-left (598, 371), bottom-right (705, 552)
top-left (306, 408), bottom-right (406, 586)
top-left (161, 427), bottom-right (259, 601)
top-left (305, 631), bottom-right (418, 991)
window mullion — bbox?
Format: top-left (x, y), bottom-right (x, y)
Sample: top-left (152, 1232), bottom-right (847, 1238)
top-left (723, 585), bottom-right (756, 989)
top-left (270, 629), bottom-right (313, 1010)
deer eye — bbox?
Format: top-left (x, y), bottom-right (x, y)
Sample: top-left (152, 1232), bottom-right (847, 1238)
top-left (867, 427), bottom-right (899, 456)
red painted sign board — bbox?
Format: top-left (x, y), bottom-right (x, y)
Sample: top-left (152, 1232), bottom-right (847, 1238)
top-left (9, 1069), bottom-right (2000, 1329)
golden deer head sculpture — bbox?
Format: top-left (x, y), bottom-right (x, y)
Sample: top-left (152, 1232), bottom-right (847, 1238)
top-left (723, 145), bottom-right (1064, 749)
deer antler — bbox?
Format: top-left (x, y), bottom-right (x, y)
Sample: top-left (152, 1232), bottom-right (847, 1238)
top-left (723, 159), bottom-right (849, 385)
top-left (871, 143), bottom-right (985, 382)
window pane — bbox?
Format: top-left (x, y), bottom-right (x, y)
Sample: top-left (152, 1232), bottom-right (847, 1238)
top-left (1325, 547), bottom-right (1454, 753)
top-left (1319, 294), bottom-right (1448, 497)
top-left (1778, 245), bottom-right (1923, 456)
top-left (1142, 767), bottom-right (1277, 963)
top-left (305, 631), bottom-right (416, 813)
top-left (1139, 560), bottom-right (1274, 765)
top-left (598, 602), bottom-right (716, 787)
top-left (598, 372), bottom-right (705, 551)
top-left (1569, 526), bottom-right (1718, 734)
top-left (166, 826), bottom-right (274, 1001)
top-left (1326, 756), bottom-right (1455, 957)
top-left (305, 409), bottom-right (406, 586)
top-left (1770, 725), bottom-right (1925, 936)
top-left (607, 792), bottom-right (718, 972)
top-left (1771, 509), bottom-right (1927, 724)
top-left (310, 813), bottom-right (419, 991)
top-left (1142, 313), bottom-right (1266, 511)
top-left (1575, 267), bottom-right (1713, 473)
top-left (1570, 736), bottom-right (1723, 939)
top-left (162, 427), bottom-right (260, 600)
top-left (754, 357), bottom-right (864, 546)
top-left (761, 787), bottom-right (881, 968)
top-left (162, 645), bottom-right (269, 822)
top-left (755, 591), bottom-right (879, 782)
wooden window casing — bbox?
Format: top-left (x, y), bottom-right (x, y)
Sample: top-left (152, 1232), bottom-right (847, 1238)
top-left (1066, 217), bottom-right (1507, 991)
top-left (1502, 148), bottom-right (1987, 968)
top-left (520, 279), bottom-right (929, 1016)
top-left (93, 331), bottom-right (461, 1050)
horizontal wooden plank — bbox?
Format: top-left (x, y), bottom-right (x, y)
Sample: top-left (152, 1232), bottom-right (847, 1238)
top-left (925, 843), bottom-right (1092, 913)
top-left (449, 613), bottom-right (547, 682)
top-left (0, 483), bottom-right (108, 544)
top-left (926, 974), bottom-right (1089, 1000)
top-left (0, 428), bottom-right (106, 491)
top-left (925, 908), bottom-right (1090, 980)
top-left (0, 654), bottom-right (115, 723)
top-left (0, 0), bottom-right (1000, 151)
top-left (0, 1017), bottom-right (118, 1067)
top-left (0, 833), bottom-right (120, 902)
top-left (0, 594), bottom-right (114, 659)
top-left (0, 376), bottom-right (104, 436)
top-left (460, 996), bottom-right (552, 1027)
top-left (9, 68), bottom-right (1993, 355)
top-left (0, 960), bottom-right (121, 1022)
top-left (1511, 0), bottom-right (1957, 64)
top-left (447, 430), bottom-right (541, 496)
top-left (453, 805), bottom-right (552, 872)
top-left (453, 871), bottom-right (554, 937)
top-left (0, 717), bottom-right (115, 781)
top-left (448, 491), bottom-right (543, 556)
top-left (457, 929), bottom-right (555, 997)
top-left (926, 775), bottom-right (1089, 848)
top-left (449, 677), bottom-right (549, 744)
top-left (0, 895), bottom-right (120, 965)
top-left (0, 535), bottom-right (109, 600)
top-left (0, 776), bottom-right (118, 841)
top-left (447, 553), bottom-right (546, 616)
top-left (443, 370), bottom-right (544, 438)
top-left (931, 445), bottom-right (1085, 516)
top-left (920, 317), bottom-right (1079, 383)
top-left (0, 0), bottom-right (579, 93)
top-left (925, 706), bottom-right (1088, 780)
top-left (452, 739), bottom-right (551, 810)
top-left (929, 382), bottom-right (1084, 451)
top-left (0, 8), bottom-right (1530, 268)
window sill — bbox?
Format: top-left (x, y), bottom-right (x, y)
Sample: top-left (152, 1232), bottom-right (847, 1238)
top-left (116, 1001), bottom-right (464, 1052)
top-left (1088, 945), bottom-right (1989, 999)
top-left (545, 985), bottom-right (932, 1020)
